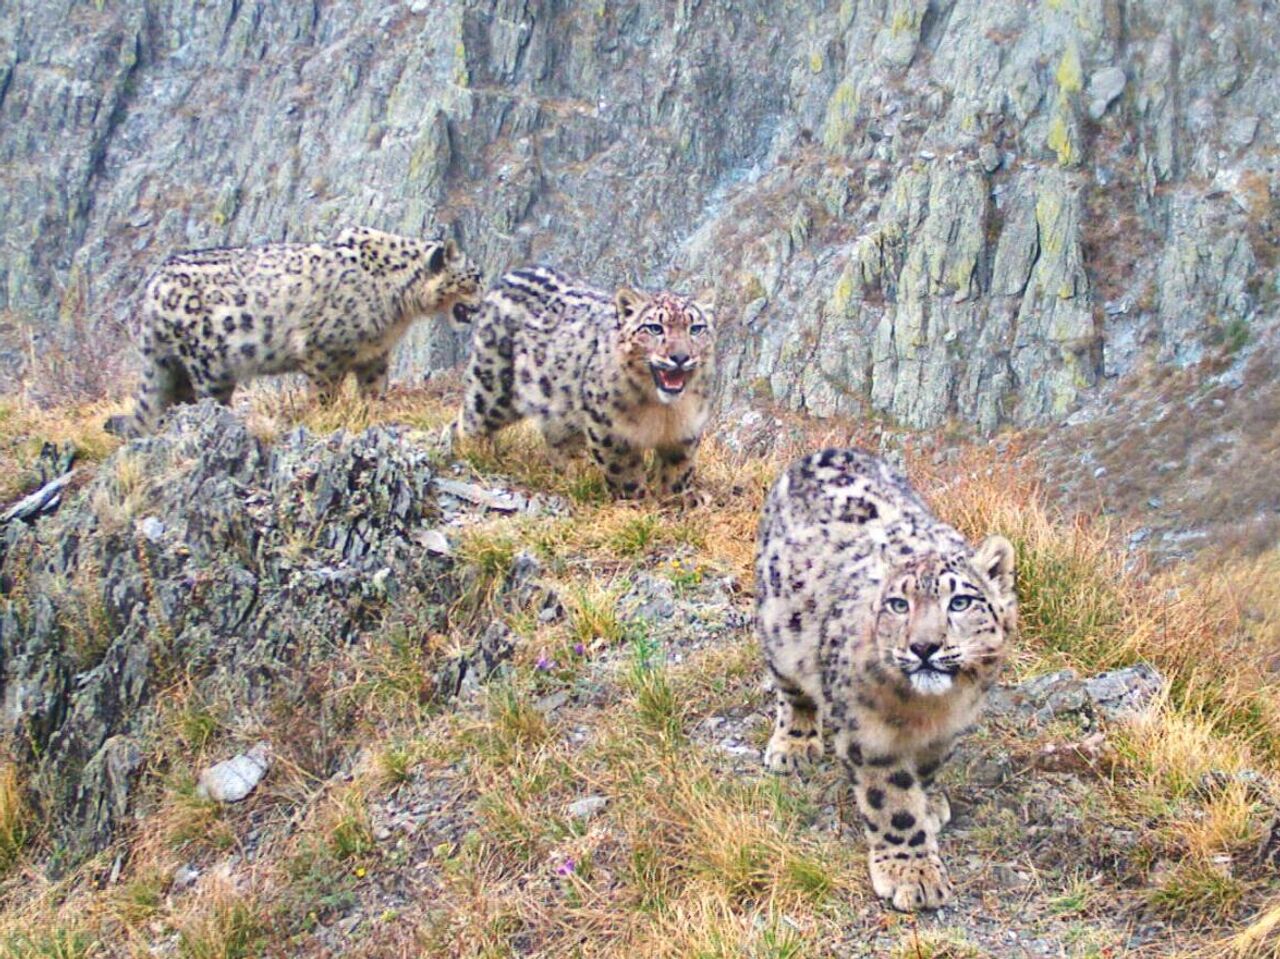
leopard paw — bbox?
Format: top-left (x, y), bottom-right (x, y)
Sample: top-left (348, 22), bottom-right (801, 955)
top-left (869, 850), bottom-right (952, 912)
top-left (763, 728), bottom-right (822, 774)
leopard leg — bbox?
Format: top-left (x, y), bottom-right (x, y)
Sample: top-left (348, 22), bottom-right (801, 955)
top-left (926, 790), bottom-right (951, 831)
top-left (299, 353), bottom-right (347, 405)
top-left (111, 322), bottom-right (196, 436)
top-left (764, 678), bottom-right (822, 773)
top-left (854, 756), bottom-right (952, 912)
top-left (539, 418), bottom-right (585, 462)
top-left (917, 750), bottom-right (952, 831)
top-left (352, 353), bottom-right (390, 397)
top-left (454, 324), bottom-right (517, 443)
top-left (654, 437), bottom-right (703, 503)
top-left (589, 433), bottom-right (647, 500)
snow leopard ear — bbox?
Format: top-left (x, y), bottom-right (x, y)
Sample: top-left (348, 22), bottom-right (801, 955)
top-left (427, 244), bottom-right (447, 273)
top-left (615, 287), bottom-right (646, 322)
top-left (974, 535), bottom-right (1016, 605)
top-left (444, 238), bottom-right (460, 261)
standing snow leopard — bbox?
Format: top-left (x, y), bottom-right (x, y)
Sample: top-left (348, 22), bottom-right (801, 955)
top-left (454, 266), bottom-right (716, 500)
top-left (110, 227), bottom-right (482, 436)
top-left (756, 448), bottom-right (1017, 911)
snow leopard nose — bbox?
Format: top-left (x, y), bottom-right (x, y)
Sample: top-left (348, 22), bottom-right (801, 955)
top-left (910, 641), bottom-right (940, 661)
top-left (670, 352), bottom-right (691, 369)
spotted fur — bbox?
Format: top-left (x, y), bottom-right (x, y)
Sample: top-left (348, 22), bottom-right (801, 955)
top-left (756, 448), bottom-right (1017, 912)
top-left (111, 227), bottom-right (483, 436)
top-left (454, 266), bottom-right (716, 499)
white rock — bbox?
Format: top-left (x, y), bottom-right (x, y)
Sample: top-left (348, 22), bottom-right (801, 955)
top-left (415, 528), bottom-right (452, 556)
top-left (979, 142), bottom-right (1001, 173)
top-left (197, 742), bottom-right (272, 803)
top-left (173, 864), bottom-right (200, 889)
top-left (566, 795), bottom-right (608, 820)
top-left (1087, 67), bottom-right (1126, 119)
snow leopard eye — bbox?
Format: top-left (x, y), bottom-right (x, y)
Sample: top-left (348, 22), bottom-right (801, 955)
top-left (948, 596), bottom-right (974, 613)
top-left (641, 323), bottom-right (664, 336)
top-left (690, 322), bottom-right (708, 335)
top-left (885, 597), bottom-right (909, 614)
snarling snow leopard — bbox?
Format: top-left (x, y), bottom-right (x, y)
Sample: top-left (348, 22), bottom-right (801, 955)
top-left (454, 266), bottom-right (716, 500)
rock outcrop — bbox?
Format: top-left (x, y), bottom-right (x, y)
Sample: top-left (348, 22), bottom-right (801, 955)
top-left (0, 403), bottom-right (458, 862)
top-left (2, 1), bottom-right (1275, 432)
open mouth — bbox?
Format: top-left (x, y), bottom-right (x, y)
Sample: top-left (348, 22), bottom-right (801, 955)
top-left (452, 302), bottom-right (477, 324)
top-left (650, 364), bottom-right (690, 395)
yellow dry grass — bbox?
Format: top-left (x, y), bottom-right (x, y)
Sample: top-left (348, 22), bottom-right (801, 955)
top-left (0, 396), bottom-right (122, 502)
top-left (0, 764), bottom-right (28, 875)
top-left (1, 386), bottom-right (1279, 956)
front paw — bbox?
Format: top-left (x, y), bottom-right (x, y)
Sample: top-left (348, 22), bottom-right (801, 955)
top-left (763, 729), bottom-right (822, 773)
top-left (869, 851), bottom-right (952, 912)
top-left (662, 486), bottom-right (710, 509)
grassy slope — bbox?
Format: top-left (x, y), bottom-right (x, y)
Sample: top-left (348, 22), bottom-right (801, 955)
top-left (0, 384), bottom-right (1277, 958)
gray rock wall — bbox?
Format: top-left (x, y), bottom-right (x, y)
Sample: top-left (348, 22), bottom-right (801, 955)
top-left (2, 0), bottom-right (1276, 428)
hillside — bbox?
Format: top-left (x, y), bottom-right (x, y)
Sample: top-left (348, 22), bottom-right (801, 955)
top-left (2, 0), bottom-right (1279, 954)
top-left (0, 387), bottom-right (1278, 957)
top-left (2, 0), bottom-right (1278, 559)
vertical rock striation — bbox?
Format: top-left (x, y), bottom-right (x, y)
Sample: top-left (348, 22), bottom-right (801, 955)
top-left (0, 0), bottom-right (1275, 430)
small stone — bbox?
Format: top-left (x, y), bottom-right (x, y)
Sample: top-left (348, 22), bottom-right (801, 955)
top-left (625, 574), bottom-right (677, 623)
top-left (1225, 115), bottom-right (1259, 148)
top-left (991, 863), bottom-right (1027, 888)
top-left (510, 551), bottom-right (543, 585)
top-left (535, 690), bottom-right (570, 715)
top-left (567, 795), bottom-right (608, 820)
top-left (197, 742), bottom-right (272, 803)
top-left (1084, 663), bottom-right (1164, 720)
top-left (1041, 681), bottom-right (1089, 720)
top-left (137, 516), bottom-right (165, 542)
top-left (1087, 67), bottom-right (1126, 120)
top-left (432, 478), bottom-right (518, 512)
top-left (336, 914), bottom-right (362, 935)
top-left (967, 755), bottom-right (1013, 787)
top-left (416, 529), bottom-right (451, 556)
top-left (979, 142), bottom-right (1001, 173)
top-left (172, 864), bottom-right (200, 890)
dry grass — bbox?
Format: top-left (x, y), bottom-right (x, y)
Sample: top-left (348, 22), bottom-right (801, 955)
top-left (171, 873), bottom-right (267, 959)
top-left (1, 385), bottom-right (1279, 956)
top-left (0, 764), bottom-right (28, 875)
top-left (0, 397), bottom-right (122, 503)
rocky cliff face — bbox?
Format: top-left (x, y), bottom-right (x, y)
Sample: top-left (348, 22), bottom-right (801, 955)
top-left (3, 0), bottom-right (1275, 433)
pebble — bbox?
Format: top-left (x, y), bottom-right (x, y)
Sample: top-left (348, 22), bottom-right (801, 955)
top-left (535, 690), bottom-right (570, 715)
top-left (1087, 66), bottom-right (1126, 120)
top-left (197, 742), bottom-right (272, 803)
top-left (567, 795), bottom-right (608, 820)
